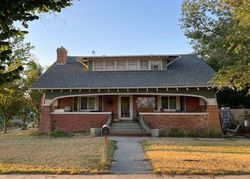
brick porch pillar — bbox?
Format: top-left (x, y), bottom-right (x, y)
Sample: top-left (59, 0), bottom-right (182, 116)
top-left (39, 106), bottom-right (52, 133)
top-left (206, 105), bottom-right (222, 131)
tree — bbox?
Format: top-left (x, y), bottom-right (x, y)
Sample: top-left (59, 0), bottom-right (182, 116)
top-left (0, 35), bottom-right (42, 133)
top-left (23, 60), bottom-right (43, 124)
top-left (0, 82), bottom-right (24, 133)
top-left (0, 0), bottom-right (73, 85)
top-left (181, 0), bottom-right (250, 90)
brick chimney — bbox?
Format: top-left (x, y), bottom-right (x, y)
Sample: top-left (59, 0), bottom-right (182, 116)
top-left (56, 47), bottom-right (67, 65)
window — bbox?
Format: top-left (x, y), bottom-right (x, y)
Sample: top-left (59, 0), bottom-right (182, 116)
top-left (117, 60), bottom-right (126, 70)
top-left (105, 60), bottom-right (115, 70)
top-left (151, 60), bottom-right (161, 70)
top-left (161, 97), bottom-right (169, 109)
top-left (140, 60), bottom-right (148, 70)
top-left (80, 97), bottom-right (96, 110)
top-left (161, 96), bottom-right (176, 110)
top-left (169, 96), bottom-right (176, 109)
top-left (94, 60), bottom-right (103, 71)
top-left (137, 97), bottom-right (156, 108)
top-left (128, 60), bottom-right (138, 70)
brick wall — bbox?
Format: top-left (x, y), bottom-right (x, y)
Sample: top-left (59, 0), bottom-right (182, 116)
top-left (51, 113), bottom-right (109, 132)
top-left (206, 105), bottom-right (222, 129)
top-left (143, 114), bottom-right (208, 131)
top-left (58, 97), bottom-right (73, 109)
top-left (103, 96), bottom-right (118, 118)
top-left (39, 106), bottom-right (52, 133)
top-left (186, 97), bottom-right (201, 112)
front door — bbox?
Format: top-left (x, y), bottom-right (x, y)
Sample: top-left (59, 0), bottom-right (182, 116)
top-left (119, 96), bottom-right (133, 120)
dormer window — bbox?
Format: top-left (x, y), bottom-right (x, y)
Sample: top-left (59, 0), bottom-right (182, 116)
top-left (94, 60), bottom-right (104, 71)
top-left (140, 60), bottom-right (149, 70)
top-left (128, 60), bottom-right (138, 70)
top-left (151, 60), bottom-right (161, 70)
top-left (117, 60), bottom-right (126, 70)
top-left (92, 58), bottom-right (164, 71)
top-left (105, 60), bottom-right (115, 70)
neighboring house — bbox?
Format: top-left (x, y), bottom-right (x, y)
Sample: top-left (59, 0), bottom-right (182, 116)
top-left (32, 47), bottom-right (221, 134)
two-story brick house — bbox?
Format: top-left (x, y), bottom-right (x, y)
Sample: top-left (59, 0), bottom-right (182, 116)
top-left (32, 47), bottom-right (221, 135)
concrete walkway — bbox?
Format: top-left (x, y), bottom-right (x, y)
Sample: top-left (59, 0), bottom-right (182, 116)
top-left (110, 137), bottom-right (151, 174)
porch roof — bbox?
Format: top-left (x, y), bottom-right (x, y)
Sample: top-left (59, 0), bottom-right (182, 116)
top-left (32, 54), bottom-right (215, 89)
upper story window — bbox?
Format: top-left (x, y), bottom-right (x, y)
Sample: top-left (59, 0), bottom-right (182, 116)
top-left (92, 59), bottom-right (162, 71)
top-left (128, 60), bottom-right (138, 70)
top-left (94, 60), bottom-right (104, 71)
top-left (105, 60), bottom-right (115, 70)
top-left (151, 60), bottom-right (161, 70)
top-left (117, 60), bottom-right (126, 70)
top-left (140, 60), bottom-right (149, 70)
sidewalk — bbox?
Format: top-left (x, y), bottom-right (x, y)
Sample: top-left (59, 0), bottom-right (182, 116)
top-left (110, 137), bottom-right (151, 174)
top-left (1, 174), bottom-right (250, 179)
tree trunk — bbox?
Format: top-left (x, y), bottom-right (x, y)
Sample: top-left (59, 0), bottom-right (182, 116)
top-left (21, 113), bottom-right (27, 130)
top-left (3, 117), bottom-right (7, 133)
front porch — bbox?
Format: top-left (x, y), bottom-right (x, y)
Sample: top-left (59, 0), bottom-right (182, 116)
top-left (39, 89), bottom-right (221, 134)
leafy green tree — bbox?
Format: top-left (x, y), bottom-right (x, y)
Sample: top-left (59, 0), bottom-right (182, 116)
top-left (0, 35), bottom-right (42, 132)
top-left (181, 0), bottom-right (250, 90)
top-left (0, 0), bottom-right (73, 85)
top-left (0, 82), bottom-right (24, 133)
top-left (23, 60), bottom-right (43, 124)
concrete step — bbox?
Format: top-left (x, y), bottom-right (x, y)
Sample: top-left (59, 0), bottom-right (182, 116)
top-left (111, 128), bottom-right (143, 132)
top-left (111, 124), bottom-right (141, 128)
top-left (109, 120), bottom-right (147, 136)
top-left (110, 127), bottom-right (142, 131)
top-left (110, 131), bottom-right (150, 137)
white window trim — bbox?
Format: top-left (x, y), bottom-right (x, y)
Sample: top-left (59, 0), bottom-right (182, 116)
top-left (79, 96), bottom-right (98, 111)
top-left (93, 60), bottom-right (104, 71)
top-left (92, 59), bottom-right (163, 71)
top-left (160, 96), bottom-right (180, 111)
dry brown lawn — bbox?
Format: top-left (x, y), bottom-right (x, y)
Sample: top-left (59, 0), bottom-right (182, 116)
top-left (142, 138), bottom-right (250, 175)
top-left (0, 129), bottom-right (115, 174)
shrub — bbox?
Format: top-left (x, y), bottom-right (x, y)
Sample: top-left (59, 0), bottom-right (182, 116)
top-left (50, 129), bottom-right (74, 138)
top-left (187, 128), bottom-right (222, 138)
top-left (160, 128), bottom-right (185, 137)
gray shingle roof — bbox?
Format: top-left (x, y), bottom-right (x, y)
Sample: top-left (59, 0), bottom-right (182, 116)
top-left (32, 54), bottom-right (215, 89)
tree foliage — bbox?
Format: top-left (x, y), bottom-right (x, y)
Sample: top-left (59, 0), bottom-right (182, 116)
top-left (181, 0), bottom-right (250, 90)
top-left (0, 36), bottom-right (42, 133)
top-left (0, 0), bottom-right (73, 85)
top-left (0, 82), bottom-right (24, 133)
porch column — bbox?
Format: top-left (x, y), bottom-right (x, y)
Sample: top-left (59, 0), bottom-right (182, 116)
top-left (206, 104), bottom-right (222, 131)
top-left (39, 106), bottom-right (52, 133)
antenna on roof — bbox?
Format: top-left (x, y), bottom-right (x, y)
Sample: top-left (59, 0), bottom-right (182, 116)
top-left (91, 50), bottom-right (96, 56)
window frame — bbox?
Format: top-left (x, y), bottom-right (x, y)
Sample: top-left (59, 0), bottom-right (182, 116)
top-left (92, 59), bottom-right (162, 71)
top-left (105, 60), bottom-right (115, 71)
top-left (150, 59), bottom-right (161, 70)
top-left (80, 97), bottom-right (97, 111)
top-left (93, 60), bottom-right (104, 71)
top-left (161, 96), bottom-right (177, 111)
top-left (140, 59), bottom-right (149, 70)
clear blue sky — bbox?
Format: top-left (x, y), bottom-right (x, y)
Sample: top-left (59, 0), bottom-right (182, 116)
top-left (24, 0), bottom-right (192, 66)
